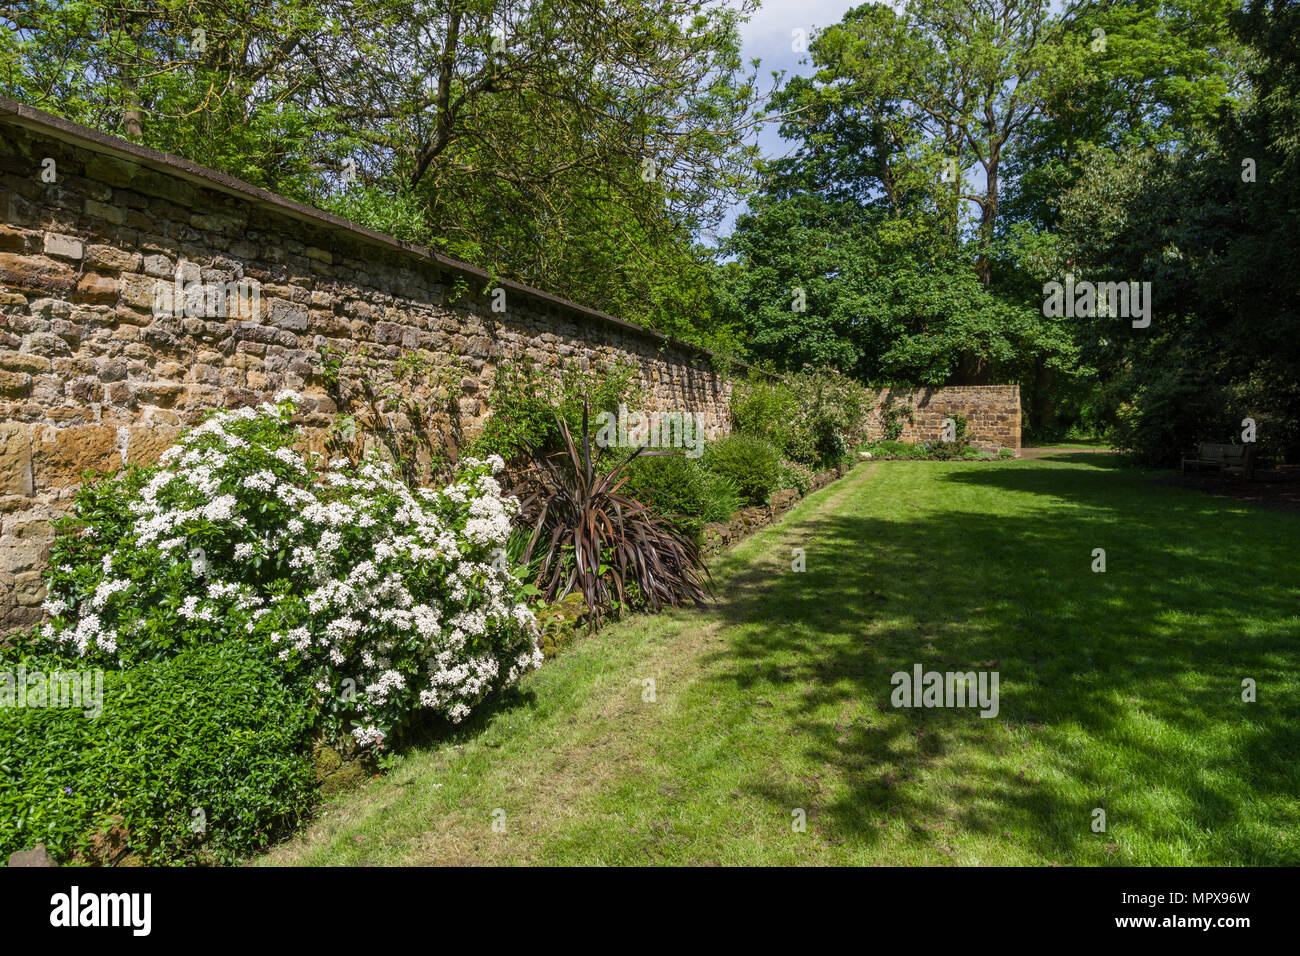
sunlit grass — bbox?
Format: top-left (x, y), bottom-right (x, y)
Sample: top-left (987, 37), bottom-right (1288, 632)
top-left (260, 456), bottom-right (1300, 866)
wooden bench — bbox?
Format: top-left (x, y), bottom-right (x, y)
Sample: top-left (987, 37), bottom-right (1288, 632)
top-left (1181, 442), bottom-right (1257, 479)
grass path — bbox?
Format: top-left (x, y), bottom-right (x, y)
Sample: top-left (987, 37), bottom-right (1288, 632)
top-left (260, 456), bottom-right (1300, 866)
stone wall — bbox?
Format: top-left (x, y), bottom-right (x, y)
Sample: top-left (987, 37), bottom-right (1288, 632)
top-left (864, 385), bottom-right (1021, 452)
top-left (0, 99), bottom-right (737, 634)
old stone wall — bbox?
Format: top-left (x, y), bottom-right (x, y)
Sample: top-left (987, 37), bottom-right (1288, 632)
top-left (864, 385), bottom-right (1021, 452)
top-left (0, 100), bottom-right (735, 633)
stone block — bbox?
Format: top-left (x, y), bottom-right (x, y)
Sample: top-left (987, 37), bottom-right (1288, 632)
top-left (124, 424), bottom-right (182, 465)
top-left (73, 273), bottom-right (118, 304)
top-left (84, 198), bottom-right (126, 225)
top-left (42, 233), bottom-right (83, 261)
top-left (0, 423), bottom-right (33, 495)
top-left (84, 244), bottom-right (142, 273)
top-left (0, 253), bottom-right (76, 294)
top-left (0, 369), bottom-right (32, 398)
top-left (31, 425), bottom-right (122, 488)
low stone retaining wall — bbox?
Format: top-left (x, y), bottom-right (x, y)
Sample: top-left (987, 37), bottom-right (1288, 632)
top-left (700, 464), bottom-right (846, 557)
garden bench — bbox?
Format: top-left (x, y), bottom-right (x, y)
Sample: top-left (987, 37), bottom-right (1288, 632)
top-left (1180, 442), bottom-right (1256, 479)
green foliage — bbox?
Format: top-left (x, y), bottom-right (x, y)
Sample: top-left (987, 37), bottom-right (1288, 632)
top-left (467, 359), bottom-right (642, 466)
top-left (321, 185), bottom-right (437, 245)
top-left (510, 411), bottom-right (713, 627)
top-left (881, 397), bottom-right (913, 442)
top-left (730, 373), bottom-right (801, 448)
top-left (862, 441), bottom-right (931, 461)
top-left (718, 196), bottom-right (1038, 386)
top-left (777, 459), bottom-right (815, 496)
top-left (1049, 0), bottom-right (1300, 465)
top-left (861, 440), bottom-right (997, 462)
top-left (0, 640), bottom-right (316, 865)
top-left (729, 368), bottom-right (870, 470)
top-left (0, 0), bottom-right (758, 352)
top-left (702, 433), bottom-right (783, 506)
top-left (622, 454), bottom-right (742, 538)
top-left (1108, 365), bottom-right (1236, 467)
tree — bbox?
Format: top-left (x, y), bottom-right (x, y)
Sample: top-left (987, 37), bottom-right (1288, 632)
top-left (783, 0), bottom-right (1086, 287)
top-left (1053, 0), bottom-right (1300, 463)
top-left (719, 0), bottom-right (1085, 402)
top-left (0, 0), bottom-right (763, 346)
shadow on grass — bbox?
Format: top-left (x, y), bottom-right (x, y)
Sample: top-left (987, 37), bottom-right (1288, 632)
top-left (699, 460), bottom-right (1300, 864)
top-left (389, 686), bottom-right (540, 756)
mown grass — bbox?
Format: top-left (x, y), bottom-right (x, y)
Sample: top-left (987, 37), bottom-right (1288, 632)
top-left (259, 455), bottom-right (1300, 866)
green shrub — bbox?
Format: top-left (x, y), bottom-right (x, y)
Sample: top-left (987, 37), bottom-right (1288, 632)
top-left (703, 433), bottom-right (783, 506)
top-left (510, 416), bottom-right (712, 627)
top-left (622, 454), bottom-right (742, 536)
top-left (467, 359), bottom-right (642, 465)
top-left (730, 374), bottom-right (808, 458)
top-left (730, 367), bottom-right (870, 470)
top-left (860, 439), bottom-right (1001, 461)
top-left (777, 459), bottom-right (814, 496)
top-left (861, 440), bottom-right (929, 460)
top-left (1109, 363), bottom-right (1237, 467)
top-left (38, 396), bottom-right (539, 748)
top-left (0, 640), bottom-right (316, 865)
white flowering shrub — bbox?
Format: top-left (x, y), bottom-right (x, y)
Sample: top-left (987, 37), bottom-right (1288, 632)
top-left (40, 395), bottom-right (541, 749)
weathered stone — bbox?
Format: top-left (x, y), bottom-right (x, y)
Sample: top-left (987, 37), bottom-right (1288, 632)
top-left (69, 378), bottom-right (102, 403)
top-left (0, 351), bottom-right (51, 374)
top-left (0, 424), bottom-right (33, 495)
top-left (269, 297), bottom-right (309, 331)
top-left (142, 254), bottom-right (173, 278)
top-left (118, 272), bottom-right (162, 310)
top-left (190, 211), bottom-right (246, 232)
top-left (84, 154), bottom-right (137, 188)
top-left (13, 569), bottom-right (44, 605)
top-left (0, 253), bottom-right (76, 294)
top-left (27, 298), bottom-right (72, 320)
top-left (0, 224), bottom-right (29, 253)
top-left (31, 425), bottom-right (122, 488)
top-left (84, 198), bottom-right (127, 225)
top-left (7, 844), bottom-right (57, 867)
top-left (123, 424), bottom-right (181, 465)
top-left (134, 382), bottom-right (186, 407)
top-left (22, 332), bottom-right (72, 357)
top-left (0, 369), bottom-right (31, 397)
top-left (84, 244), bottom-right (142, 273)
top-left (42, 233), bottom-right (84, 261)
top-left (73, 273), bottom-right (118, 304)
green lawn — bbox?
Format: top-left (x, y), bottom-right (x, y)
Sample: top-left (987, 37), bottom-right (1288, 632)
top-left (260, 456), bottom-right (1300, 866)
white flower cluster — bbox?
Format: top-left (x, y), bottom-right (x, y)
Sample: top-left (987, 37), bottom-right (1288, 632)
top-left (40, 397), bottom-right (542, 748)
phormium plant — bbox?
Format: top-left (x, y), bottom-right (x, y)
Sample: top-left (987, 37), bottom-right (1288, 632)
top-left (510, 405), bottom-right (713, 627)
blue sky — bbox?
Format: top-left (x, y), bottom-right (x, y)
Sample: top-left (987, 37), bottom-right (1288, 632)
top-left (711, 0), bottom-right (871, 239)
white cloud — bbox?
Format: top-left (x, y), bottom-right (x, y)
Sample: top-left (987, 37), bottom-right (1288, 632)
top-left (739, 0), bottom-right (865, 54)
